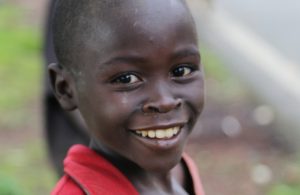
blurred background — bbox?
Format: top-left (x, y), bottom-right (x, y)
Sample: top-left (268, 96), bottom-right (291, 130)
top-left (0, 0), bottom-right (300, 194)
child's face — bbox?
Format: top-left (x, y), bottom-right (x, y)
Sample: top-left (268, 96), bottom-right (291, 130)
top-left (74, 1), bottom-right (204, 171)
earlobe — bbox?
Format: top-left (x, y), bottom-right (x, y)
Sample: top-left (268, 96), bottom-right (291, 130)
top-left (48, 63), bottom-right (77, 111)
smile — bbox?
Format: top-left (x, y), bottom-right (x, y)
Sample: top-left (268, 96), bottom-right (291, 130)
top-left (132, 126), bottom-right (180, 139)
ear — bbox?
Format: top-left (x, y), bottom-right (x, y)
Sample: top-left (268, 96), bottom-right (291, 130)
top-left (48, 63), bottom-right (77, 111)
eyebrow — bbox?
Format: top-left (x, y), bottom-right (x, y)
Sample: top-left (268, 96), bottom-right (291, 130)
top-left (171, 47), bottom-right (201, 61)
top-left (102, 55), bottom-right (148, 67)
top-left (95, 55), bottom-right (148, 74)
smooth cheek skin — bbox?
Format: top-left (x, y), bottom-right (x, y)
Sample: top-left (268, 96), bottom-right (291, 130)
top-left (77, 83), bottom-right (133, 148)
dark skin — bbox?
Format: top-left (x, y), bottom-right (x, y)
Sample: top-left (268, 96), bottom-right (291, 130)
top-left (49, 0), bottom-right (204, 194)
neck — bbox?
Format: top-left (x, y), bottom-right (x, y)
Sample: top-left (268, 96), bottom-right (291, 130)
top-left (89, 139), bottom-right (186, 194)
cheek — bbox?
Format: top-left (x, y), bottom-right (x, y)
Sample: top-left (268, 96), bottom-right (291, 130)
top-left (106, 92), bottom-right (134, 117)
top-left (91, 93), bottom-right (142, 151)
top-left (82, 95), bottom-right (132, 148)
top-left (120, 92), bottom-right (131, 108)
top-left (195, 83), bottom-right (205, 112)
top-left (91, 92), bottom-right (137, 130)
top-left (182, 78), bottom-right (205, 114)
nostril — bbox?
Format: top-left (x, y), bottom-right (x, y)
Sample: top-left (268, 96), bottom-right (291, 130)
top-left (145, 106), bottom-right (160, 113)
top-left (175, 99), bottom-right (182, 109)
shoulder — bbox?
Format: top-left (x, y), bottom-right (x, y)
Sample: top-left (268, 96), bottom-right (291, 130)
top-left (51, 175), bottom-right (85, 195)
top-left (52, 144), bottom-right (138, 195)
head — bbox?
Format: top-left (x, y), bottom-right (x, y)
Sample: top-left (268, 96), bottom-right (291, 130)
top-left (49, 0), bottom-right (204, 172)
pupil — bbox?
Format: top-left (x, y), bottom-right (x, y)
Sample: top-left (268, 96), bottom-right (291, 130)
top-left (119, 75), bottom-right (131, 83)
top-left (173, 67), bottom-right (184, 77)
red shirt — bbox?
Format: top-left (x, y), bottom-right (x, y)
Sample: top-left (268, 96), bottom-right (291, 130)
top-left (51, 145), bottom-right (205, 195)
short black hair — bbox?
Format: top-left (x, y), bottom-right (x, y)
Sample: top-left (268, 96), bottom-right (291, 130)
top-left (52, 0), bottom-right (189, 72)
top-left (53, 0), bottom-right (118, 71)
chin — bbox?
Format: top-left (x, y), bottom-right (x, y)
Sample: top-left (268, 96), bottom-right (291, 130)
top-left (137, 148), bottom-right (184, 173)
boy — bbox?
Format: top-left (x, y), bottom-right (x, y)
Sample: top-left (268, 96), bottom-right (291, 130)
top-left (50, 0), bottom-right (205, 194)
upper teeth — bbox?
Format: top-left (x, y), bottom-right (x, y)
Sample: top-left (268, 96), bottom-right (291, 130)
top-left (134, 126), bottom-right (180, 139)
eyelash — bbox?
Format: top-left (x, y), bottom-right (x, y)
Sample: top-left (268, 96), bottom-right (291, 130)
top-left (110, 73), bottom-right (141, 85)
top-left (171, 64), bottom-right (197, 78)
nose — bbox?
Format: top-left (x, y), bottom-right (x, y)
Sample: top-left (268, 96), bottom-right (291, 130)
top-left (142, 83), bottom-right (182, 113)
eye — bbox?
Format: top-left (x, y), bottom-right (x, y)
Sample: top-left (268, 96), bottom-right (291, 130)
top-left (111, 73), bottom-right (141, 84)
top-left (171, 65), bottom-right (195, 77)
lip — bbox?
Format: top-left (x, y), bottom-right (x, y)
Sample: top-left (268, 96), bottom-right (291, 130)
top-left (129, 123), bottom-right (186, 151)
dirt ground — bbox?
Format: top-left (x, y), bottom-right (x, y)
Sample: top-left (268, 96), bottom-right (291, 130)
top-left (2, 1), bottom-right (298, 195)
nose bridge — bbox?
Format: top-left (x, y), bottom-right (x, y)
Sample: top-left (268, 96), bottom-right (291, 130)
top-left (142, 79), bottom-right (181, 113)
top-left (149, 79), bottom-right (175, 103)
top-left (152, 79), bottom-right (171, 100)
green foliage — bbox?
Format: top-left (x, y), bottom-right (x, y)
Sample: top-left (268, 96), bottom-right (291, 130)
top-left (0, 175), bottom-right (21, 195)
top-left (0, 5), bottom-right (42, 127)
top-left (200, 47), bottom-right (246, 101)
top-left (0, 140), bottom-right (56, 195)
top-left (201, 47), bottom-right (231, 80)
top-left (268, 184), bottom-right (300, 195)
top-left (0, 4), bottom-right (56, 195)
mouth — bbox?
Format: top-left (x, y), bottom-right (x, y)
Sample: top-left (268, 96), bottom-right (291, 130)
top-left (131, 126), bottom-right (181, 140)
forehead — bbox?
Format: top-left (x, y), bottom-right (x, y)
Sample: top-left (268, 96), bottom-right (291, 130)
top-left (120, 0), bottom-right (190, 26)
top-left (79, 0), bottom-right (197, 68)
